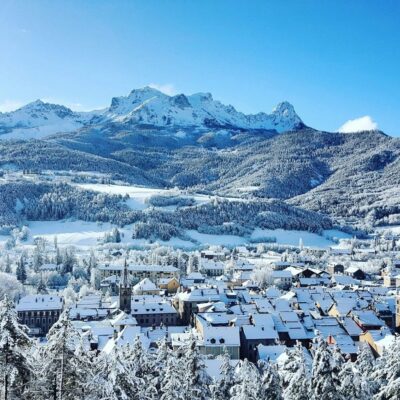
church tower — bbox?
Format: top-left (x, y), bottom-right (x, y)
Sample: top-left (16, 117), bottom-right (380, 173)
top-left (119, 259), bottom-right (132, 314)
top-left (396, 293), bottom-right (400, 333)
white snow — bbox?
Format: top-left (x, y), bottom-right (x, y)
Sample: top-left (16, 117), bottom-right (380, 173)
top-left (251, 228), bottom-right (347, 248)
top-left (19, 220), bottom-right (350, 250)
top-left (0, 87), bottom-right (303, 139)
top-left (27, 220), bottom-right (115, 247)
top-left (186, 230), bottom-right (248, 247)
top-left (75, 183), bottom-right (215, 210)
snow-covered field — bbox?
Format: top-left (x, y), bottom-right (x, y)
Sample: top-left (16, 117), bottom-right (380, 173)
top-left (250, 228), bottom-right (351, 248)
top-left (75, 183), bottom-right (213, 210)
top-left (186, 230), bottom-right (248, 247)
top-left (375, 225), bottom-right (400, 234)
top-left (27, 220), bottom-right (117, 247)
top-left (17, 219), bottom-right (350, 250)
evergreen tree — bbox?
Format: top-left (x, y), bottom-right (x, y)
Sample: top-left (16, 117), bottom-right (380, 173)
top-left (181, 337), bottom-right (211, 400)
top-left (338, 359), bottom-right (370, 400)
top-left (230, 359), bottom-right (261, 400)
top-left (355, 342), bottom-right (376, 395)
top-left (16, 256), bottom-right (27, 283)
top-left (61, 247), bottom-right (76, 274)
top-left (372, 337), bottom-right (400, 400)
top-left (4, 254), bottom-right (11, 273)
top-left (126, 337), bottom-right (158, 399)
top-left (259, 360), bottom-right (283, 400)
top-left (33, 245), bottom-right (43, 273)
top-left (0, 296), bottom-right (34, 399)
top-left (310, 335), bottom-right (343, 400)
top-left (160, 352), bottom-right (187, 400)
top-left (90, 347), bottom-right (138, 400)
top-left (210, 350), bottom-right (235, 400)
top-left (280, 344), bottom-right (310, 400)
top-left (34, 312), bottom-right (92, 400)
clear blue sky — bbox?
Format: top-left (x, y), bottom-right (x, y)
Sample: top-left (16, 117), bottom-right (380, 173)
top-left (0, 0), bottom-right (399, 135)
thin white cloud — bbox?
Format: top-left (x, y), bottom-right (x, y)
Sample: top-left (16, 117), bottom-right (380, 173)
top-left (338, 115), bottom-right (378, 133)
top-left (0, 100), bottom-right (24, 112)
top-left (148, 83), bottom-right (177, 96)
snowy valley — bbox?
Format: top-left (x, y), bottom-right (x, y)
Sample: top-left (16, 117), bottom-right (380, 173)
top-left (0, 89), bottom-right (400, 400)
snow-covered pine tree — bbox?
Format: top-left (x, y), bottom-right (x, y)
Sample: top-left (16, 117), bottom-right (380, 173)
top-left (89, 346), bottom-right (138, 400)
top-left (259, 360), bottom-right (283, 400)
top-left (181, 336), bottom-right (211, 400)
top-left (16, 256), bottom-right (27, 283)
top-left (310, 335), bottom-right (343, 400)
top-left (125, 338), bottom-right (158, 399)
top-left (210, 349), bottom-right (235, 400)
top-left (338, 359), bottom-right (372, 400)
top-left (4, 254), bottom-right (12, 273)
top-left (356, 342), bottom-right (375, 378)
top-left (0, 296), bottom-right (34, 400)
top-left (355, 342), bottom-right (376, 395)
top-left (230, 359), bottom-right (261, 400)
top-left (280, 343), bottom-right (310, 400)
top-left (160, 350), bottom-right (187, 400)
top-left (372, 336), bottom-right (400, 400)
top-left (34, 312), bottom-right (92, 400)
top-left (155, 338), bottom-right (170, 392)
top-left (33, 245), bottom-right (44, 273)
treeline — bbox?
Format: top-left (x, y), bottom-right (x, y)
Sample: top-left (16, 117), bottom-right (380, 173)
top-left (0, 182), bottom-right (332, 241)
top-left (132, 198), bottom-right (332, 241)
top-left (1, 297), bottom-right (399, 400)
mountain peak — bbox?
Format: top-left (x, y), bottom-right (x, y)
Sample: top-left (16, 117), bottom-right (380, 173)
top-left (128, 86), bottom-right (165, 97)
top-left (0, 88), bottom-right (306, 139)
top-left (273, 101), bottom-right (295, 114)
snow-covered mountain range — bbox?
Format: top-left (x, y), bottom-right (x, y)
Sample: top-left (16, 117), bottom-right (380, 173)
top-left (0, 87), bottom-right (304, 139)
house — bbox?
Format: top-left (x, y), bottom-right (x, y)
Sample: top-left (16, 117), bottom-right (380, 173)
top-left (328, 263), bottom-right (345, 275)
top-left (171, 327), bottom-right (240, 359)
top-left (344, 266), bottom-right (366, 280)
top-left (200, 250), bottom-right (226, 261)
top-left (396, 295), bottom-right (400, 333)
top-left (158, 277), bottom-right (180, 294)
top-left (240, 315), bottom-right (279, 362)
top-left (174, 287), bottom-right (222, 324)
top-left (133, 278), bottom-right (159, 295)
top-left (352, 310), bottom-right (385, 331)
top-left (181, 272), bottom-right (206, 287)
top-left (326, 334), bottom-right (358, 361)
top-left (359, 327), bottom-right (395, 357)
top-left (200, 260), bottom-right (225, 277)
top-left (196, 316), bottom-right (241, 358)
top-left (271, 270), bottom-right (292, 288)
top-left (340, 317), bottom-right (363, 341)
top-left (69, 294), bottom-right (117, 321)
top-left (373, 302), bottom-right (394, 328)
top-left (130, 301), bottom-right (179, 327)
top-left (332, 274), bottom-right (358, 287)
top-left (256, 344), bottom-right (287, 362)
top-left (98, 263), bottom-right (179, 282)
top-left (71, 320), bottom-right (115, 351)
top-left (16, 295), bottom-right (64, 336)
top-left (383, 273), bottom-right (397, 288)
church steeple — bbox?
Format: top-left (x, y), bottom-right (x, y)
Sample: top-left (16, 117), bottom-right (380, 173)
top-left (119, 259), bottom-right (132, 314)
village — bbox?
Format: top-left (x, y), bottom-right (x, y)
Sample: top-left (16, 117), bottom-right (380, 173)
top-left (6, 228), bottom-right (400, 378)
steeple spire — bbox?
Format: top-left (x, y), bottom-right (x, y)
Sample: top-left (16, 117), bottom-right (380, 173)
top-left (122, 258), bottom-right (129, 287)
top-left (119, 258), bottom-right (132, 314)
